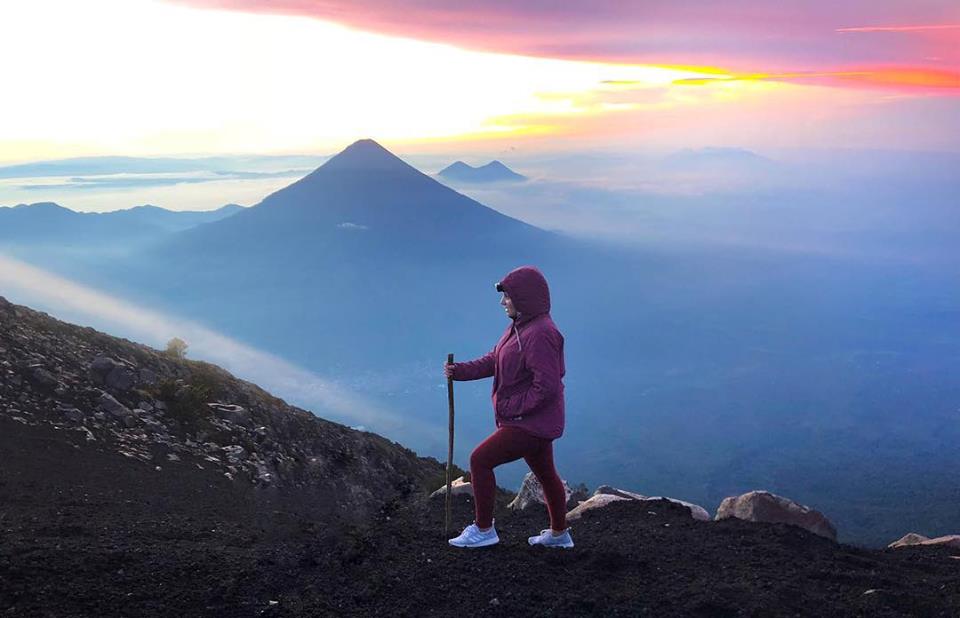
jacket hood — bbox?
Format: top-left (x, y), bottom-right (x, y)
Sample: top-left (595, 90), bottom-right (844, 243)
top-left (498, 265), bottom-right (551, 324)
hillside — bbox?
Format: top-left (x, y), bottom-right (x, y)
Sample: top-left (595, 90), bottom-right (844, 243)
top-left (0, 294), bottom-right (444, 516)
top-left (1, 296), bottom-right (959, 616)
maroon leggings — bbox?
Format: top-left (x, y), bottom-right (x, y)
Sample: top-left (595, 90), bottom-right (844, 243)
top-left (469, 426), bottom-right (567, 531)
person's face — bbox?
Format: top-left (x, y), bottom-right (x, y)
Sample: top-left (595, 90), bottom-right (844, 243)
top-left (500, 293), bottom-right (517, 319)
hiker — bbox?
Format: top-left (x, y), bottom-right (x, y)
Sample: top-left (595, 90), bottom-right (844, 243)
top-left (444, 265), bottom-right (573, 549)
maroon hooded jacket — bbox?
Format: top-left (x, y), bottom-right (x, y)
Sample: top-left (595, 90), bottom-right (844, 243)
top-left (452, 265), bottom-right (565, 440)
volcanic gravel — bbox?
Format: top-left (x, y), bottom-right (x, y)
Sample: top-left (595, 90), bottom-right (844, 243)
top-left (2, 417), bottom-right (959, 617)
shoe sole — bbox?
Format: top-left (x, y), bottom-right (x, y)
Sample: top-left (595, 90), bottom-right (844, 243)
top-left (528, 539), bottom-right (574, 548)
top-left (449, 537), bottom-right (500, 548)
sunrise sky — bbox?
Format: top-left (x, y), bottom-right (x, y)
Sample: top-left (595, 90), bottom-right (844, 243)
top-left (1, 0), bottom-right (957, 164)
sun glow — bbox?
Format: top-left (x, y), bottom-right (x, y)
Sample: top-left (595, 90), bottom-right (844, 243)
top-left (0, 0), bottom-right (719, 163)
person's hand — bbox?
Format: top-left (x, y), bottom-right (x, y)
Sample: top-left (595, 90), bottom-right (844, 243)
top-left (444, 362), bottom-right (455, 380)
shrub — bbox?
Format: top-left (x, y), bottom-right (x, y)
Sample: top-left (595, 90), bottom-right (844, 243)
top-left (165, 337), bottom-right (189, 359)
top-left (155, 379), bottom-right (208, 429)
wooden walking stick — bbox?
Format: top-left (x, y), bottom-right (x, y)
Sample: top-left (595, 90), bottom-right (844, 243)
top-left (445, 353), bottom-right (455, 535)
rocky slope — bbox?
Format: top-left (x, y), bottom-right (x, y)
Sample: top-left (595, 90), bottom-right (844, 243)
top-left (1, 296), bottom-right (959, 617)
top-left (0, 295), bottom-right (445, 520)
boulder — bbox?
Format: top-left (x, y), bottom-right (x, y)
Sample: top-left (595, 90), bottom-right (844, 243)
top-left (567, 493), bottom-right (631, 521)
top-left (98, 391), bottom-right (132, 419)
top-left (888, 533), bottom-right (960, 550)
top-left (56, 404), bottom-right (84, 422)
top-left (429, 476), bottom-right (474, 498)
top-left (26, 365), bottom-right (58, 391)
top-left (507, 472), bottom-right (572, 510)
top-left (585, 486), bottom-right (711, 521)
top-left (139, 367), bottom-right (159, 386)
top-left (208, 403), bottom-right (252, 427)
top-left (594, 485), bottom-right (648, 500)
top-left (90, 356), bottom-right (136, 391)
top-left (715, 490), bottom-right (837, 541)
top-left (89, 357), bottom-right (121, 384)
top-left (105, 366), bottom-right (136, 391)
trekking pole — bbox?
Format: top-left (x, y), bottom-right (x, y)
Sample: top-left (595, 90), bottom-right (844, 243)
top-left (445, 353), bottom-right (455, 536)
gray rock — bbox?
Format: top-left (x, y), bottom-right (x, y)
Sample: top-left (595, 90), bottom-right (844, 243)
top-left (208, 403), bottom-right (252, 427)
top-left (57, 405), bottom-right (84, 422)
top-left (105, 366), bottom-right (136, 391)
top-left (572, 487), bottom-right (712, 522)
top-left (27, 366), bottom-right (58, 391)
top-left (429, 475), bottom-right (474, 498)
top-left (98, 391), bottom-right (132, 419)
top-left (89, 357), bottom-right (121, 384)
top-left (888, 533), bottom-right (960, 549)
top-left (567, 493), bottom-right (632, 521)
top-left (223, 445), bottom-right (246, 462)
top-left (594, 485), bottom-right (648, 500)
top-left (715, 490), bottom-right (837, 541)
top-left (507, 471), bottom-right (572, 510)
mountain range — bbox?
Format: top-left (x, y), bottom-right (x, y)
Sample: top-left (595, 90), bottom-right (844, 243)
top-left (438, 160), bottom-right (527, 183)
top-left (0, 202), bottom-right (243, 247)
top-left (0, 154), bottom-right (328, 179)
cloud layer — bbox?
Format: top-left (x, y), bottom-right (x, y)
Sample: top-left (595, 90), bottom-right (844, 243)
top-left (0, 253), bottom-right (429, 438)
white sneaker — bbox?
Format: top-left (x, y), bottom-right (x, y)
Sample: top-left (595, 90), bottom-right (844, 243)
top-left (448, 521), bottom-right (499, 548)
top-left (528, 528), bottom-right (574, 549)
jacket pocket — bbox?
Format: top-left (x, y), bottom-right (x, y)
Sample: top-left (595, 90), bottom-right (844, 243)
top-left (497, 392), bottom-right (526, 419)
top-left (497, 375), bottom-right (533, 400)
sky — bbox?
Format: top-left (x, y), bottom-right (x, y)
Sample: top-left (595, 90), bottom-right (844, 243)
top-left (0, 0), bottom-right (957, 165)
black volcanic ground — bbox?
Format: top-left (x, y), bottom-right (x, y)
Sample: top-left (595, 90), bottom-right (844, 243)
top-left (2, 416), bottom-right (958, 617)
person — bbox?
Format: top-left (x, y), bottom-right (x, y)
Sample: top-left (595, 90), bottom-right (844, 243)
top-left (444, 265), bottom-right (573, 549)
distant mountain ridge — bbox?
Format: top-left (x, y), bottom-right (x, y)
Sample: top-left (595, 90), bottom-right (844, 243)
top-left (438, 160), bottom-right (527, 183)
top-left (0, 154), bottom-right (329, 179)
top-left (0, 202), bottom-right (244, 246)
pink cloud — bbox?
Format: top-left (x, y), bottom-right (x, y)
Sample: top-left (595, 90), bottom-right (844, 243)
top-left (837, 24), bottom-right (960, 33)
top-left (169, 0), bottom-right (959, 93)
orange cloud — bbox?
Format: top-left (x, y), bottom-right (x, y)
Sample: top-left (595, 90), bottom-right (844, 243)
top-left (673, 67), bottom-right (960, 93)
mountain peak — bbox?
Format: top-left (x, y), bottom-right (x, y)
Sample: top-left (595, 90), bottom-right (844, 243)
top-left (438, 159), bottom-right (526, 183)
top-left (13, 201), bottom-right (71, 212)
top-left (320, 139), bottom-right (413, 173)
